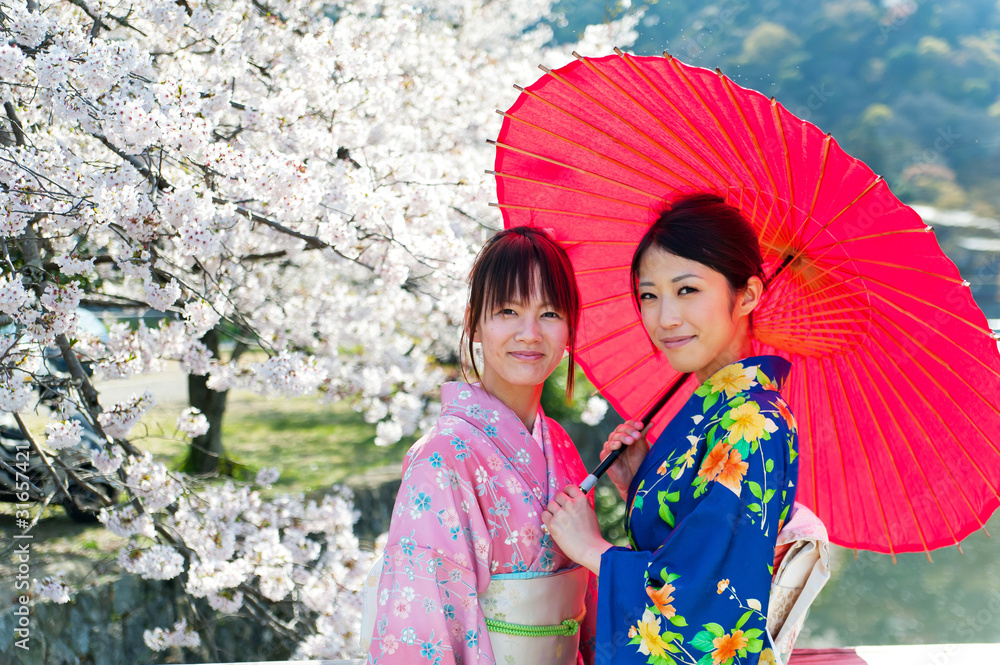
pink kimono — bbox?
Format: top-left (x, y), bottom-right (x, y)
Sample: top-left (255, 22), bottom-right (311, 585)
top-left (367, 381), bottom-right (597, 664)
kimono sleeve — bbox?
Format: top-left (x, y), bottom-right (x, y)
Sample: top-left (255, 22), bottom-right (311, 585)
top-left (597, 392), bottom-right (798, 665)
top-left (367, 430), bottom-right (497, 665)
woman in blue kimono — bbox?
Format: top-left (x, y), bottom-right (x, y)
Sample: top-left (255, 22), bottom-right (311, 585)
top-left (542, 193), bottom-right (798, 665)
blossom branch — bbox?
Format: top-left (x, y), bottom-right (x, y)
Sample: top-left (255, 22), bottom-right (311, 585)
top-left (0, 0), bottom-right (631, 656)
top-left (3, 102), bottom-right (26, 147)
top-left (95, 134), bottom-right (169, 192)
top-left (225, 203), bottom-right (375, 272)
top-left (66, 0), bottom-right (148, 37)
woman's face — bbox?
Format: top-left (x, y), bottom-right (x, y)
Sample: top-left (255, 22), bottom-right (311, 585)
top-left (636, 247), bottom-right (758, 381)
top-left (474, 282), bottom-right (569, 397)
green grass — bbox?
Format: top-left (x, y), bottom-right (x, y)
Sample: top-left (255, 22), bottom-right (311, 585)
top-left (207, 392), bottom-right (413, 492)
top-left (84, 390), bottom-right (414, 494)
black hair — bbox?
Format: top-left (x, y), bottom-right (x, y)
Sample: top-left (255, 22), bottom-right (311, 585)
top-left (630, 193), bottom-right (766, 311)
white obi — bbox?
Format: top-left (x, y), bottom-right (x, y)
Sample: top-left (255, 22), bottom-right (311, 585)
top-left (361, 556), bottom-right (588, 664)
top-left (481, 566), bottom-right (589, 665)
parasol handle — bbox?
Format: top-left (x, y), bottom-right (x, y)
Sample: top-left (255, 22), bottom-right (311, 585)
top-left (579, 372), bottom-right (693, 494)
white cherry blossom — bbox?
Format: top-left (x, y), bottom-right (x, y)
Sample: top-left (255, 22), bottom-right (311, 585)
top-left (45, 420), bottom-right (83, 450)
top-left (176, 407), bottom-right (210, 437)
top-left (98, 392), bottom-right (157, 439)
top-left (143, 618), bottom-right (201, 652)
top-left (32, 575), bottom-right (74, 604)
top-left (98, 504), bottom-right (157, 539)
top-left (119, 544), bottom-right (186, 580)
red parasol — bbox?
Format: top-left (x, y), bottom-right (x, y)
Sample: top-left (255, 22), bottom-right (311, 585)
top-left (490, 50), bottom-right (1000, 558)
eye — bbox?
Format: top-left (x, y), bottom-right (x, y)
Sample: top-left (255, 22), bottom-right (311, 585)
top-left (542, 310), bottom-right (563, 319)
top-left (678, 286), bottom-right (698, 296)
top-left (638, 292), bottom-right (656, 301)
top-left (499, 308), bottom-right (517, 316)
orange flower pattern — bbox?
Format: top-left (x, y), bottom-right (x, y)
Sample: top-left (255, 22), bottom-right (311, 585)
top-left (715, 448), bottom-right (750, 496)
top-left (646, 583), bottom-right (677, 619)
top-left (698, 442), bottom-right (750, 496)
top-left (698, 442), bottom-right (731, 481)
top-left (712, 630), bottom-right (750, 664)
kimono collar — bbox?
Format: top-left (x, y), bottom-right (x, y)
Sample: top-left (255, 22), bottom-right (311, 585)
top-left (439, 381), bottom-right (558, 510)
top-left (439, 381), bottom-right (540, 432)
top-left (698, 355), bottom-right (792, 396)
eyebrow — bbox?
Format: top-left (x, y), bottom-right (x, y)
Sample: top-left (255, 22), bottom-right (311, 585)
top-left (637, 273), bottom-right (701, 286)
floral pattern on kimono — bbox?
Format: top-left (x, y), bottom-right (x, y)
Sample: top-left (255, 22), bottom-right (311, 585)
top-left (596, 356), bottom-right (798, 665)
top-left (368, 381), bottom-right (597, 665)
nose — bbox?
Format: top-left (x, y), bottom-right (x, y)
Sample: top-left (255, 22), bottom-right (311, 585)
top-left (657, 299), bottom-right (683, 331)
top-left (514, 315), bottom-right (542, 342)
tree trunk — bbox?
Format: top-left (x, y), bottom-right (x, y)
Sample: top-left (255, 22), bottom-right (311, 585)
top-left (182, 327), bottom-right (229, 474)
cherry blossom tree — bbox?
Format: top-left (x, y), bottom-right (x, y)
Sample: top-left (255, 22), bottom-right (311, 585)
top-left (1, 0), bottom-right (631, 657)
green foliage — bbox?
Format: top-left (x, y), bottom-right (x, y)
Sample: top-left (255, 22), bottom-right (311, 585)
top-left (150, 395), bottom-right (412, 490)
top-left (540, 359), bottom-right (600, 420)
top-left (595, 483), bottom-right (629, 545)
top-left (860, 103), bottom-right (894, 126)
top-left (739, 22), bottom-right (801, 60)
top-left (658, 490), bottom-right (675, 527)
top-left (690, 630), bottom-right (717, 651)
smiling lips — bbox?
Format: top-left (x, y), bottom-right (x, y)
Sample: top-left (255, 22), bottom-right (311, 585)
top-left (659, 335), bottom-right (695, 349)
top-left (510, 350), bottom-right (545, 361)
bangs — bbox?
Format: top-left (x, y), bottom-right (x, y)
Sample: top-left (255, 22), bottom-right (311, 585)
top-left (480, 241), bottom-right (577, 319)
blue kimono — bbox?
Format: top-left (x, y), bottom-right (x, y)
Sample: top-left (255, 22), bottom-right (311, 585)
top-left (597, 356), bottom-right (798, 665)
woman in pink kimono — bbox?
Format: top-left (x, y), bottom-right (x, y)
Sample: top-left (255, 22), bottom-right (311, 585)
top-left (365, 226), bottom-right (597, 665)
